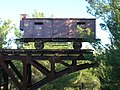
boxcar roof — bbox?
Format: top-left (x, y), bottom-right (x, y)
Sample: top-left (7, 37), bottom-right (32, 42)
top-left (22, 18), bottom-right (96, 20)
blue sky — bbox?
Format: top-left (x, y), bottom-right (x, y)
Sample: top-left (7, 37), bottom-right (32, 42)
top-left (0, 0), bottom-right (94, 20)
top-left (0, 0), bottom-right (110, 47)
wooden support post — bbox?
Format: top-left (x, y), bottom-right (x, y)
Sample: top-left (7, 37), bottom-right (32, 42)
top-left (22, 55), bottom-right (32, 90)
top-left (0, 55), bottom-right (3, 90)
top-left (27, 64), bottom-right (31, 87)
top-left (0, 55), bottom-right (8, 90)
top-left (72, 60), bottom-right (77, 66)
top-left (49, 57), bottom-right (55, 80)
top-left (3, 61), bottom-right (8, 90)
top-left (22, 61), bottom-right (28, 90)
top-left (0, 66), bottom-right (2, 90)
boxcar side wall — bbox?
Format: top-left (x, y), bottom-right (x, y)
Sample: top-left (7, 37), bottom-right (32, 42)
top-left (20, 18), bottom-right (96, 39)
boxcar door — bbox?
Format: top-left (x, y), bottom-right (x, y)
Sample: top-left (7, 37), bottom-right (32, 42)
top-left (34, 20), bottom-right (44, 38)
top-left (52, 19), bottom-right (69, 38)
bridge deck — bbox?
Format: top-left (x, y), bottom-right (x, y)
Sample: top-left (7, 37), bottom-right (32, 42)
top-left (0, 49), bottom-right (93, 54)
top-left (0, 49), bottom-right (93, 60)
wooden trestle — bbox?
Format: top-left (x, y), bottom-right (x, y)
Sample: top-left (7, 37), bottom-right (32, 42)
top-left (0, 49), bottom-right (96, 90)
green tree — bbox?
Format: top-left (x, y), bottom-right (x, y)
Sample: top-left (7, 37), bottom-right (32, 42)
top-left (0, 18), bottom-right (13, 48)
top-left (87, 0), bottom-right (120, 89)
top-left (32, 9), bottom-right (44, 18)
top-left (14, 27), bottom-right (23, 49)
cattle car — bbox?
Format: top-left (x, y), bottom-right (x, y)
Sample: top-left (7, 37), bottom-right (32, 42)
top-left (20, 14), bottom-right (96, 49)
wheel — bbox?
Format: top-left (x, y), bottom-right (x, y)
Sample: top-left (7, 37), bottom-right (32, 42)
top-left (35, 41), bottom-right (44, 49)
top-left (73, 42), bottom-right (82, 50)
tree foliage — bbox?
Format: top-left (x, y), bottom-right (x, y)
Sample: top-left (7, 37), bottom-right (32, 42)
top-left (87, 0), bottom-right (120, 46)
top-left (32, 9), bottom-right (44, 18)
top-left (87, 0), bottom-right (120, 89)
top-left (14, 27), bottom-right (23, 49)
top-left (0, 18), bottom-right (13, 48)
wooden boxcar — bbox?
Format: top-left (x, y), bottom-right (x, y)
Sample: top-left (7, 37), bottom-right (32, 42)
top-left (20, 14), bottom-right (96, 49)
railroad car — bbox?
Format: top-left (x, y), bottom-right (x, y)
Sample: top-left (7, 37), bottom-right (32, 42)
top-left (20, 14), bottom-right (96, 49)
